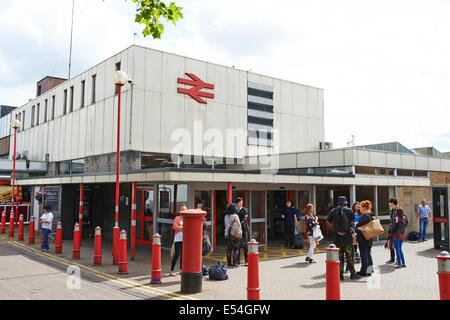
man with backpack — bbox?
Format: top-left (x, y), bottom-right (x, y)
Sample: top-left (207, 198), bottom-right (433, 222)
top-left (327, 196), bottom-right (360, 280)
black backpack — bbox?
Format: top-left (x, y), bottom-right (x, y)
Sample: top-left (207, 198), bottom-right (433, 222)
top-left (208, 262), bottom-right (228, 281)
top-left (407, 231), bottom-right (420, 241)
top-left (333, 207), bottom-right (350, 233)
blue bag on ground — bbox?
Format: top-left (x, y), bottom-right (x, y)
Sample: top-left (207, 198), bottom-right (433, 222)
top-left (208, 261), bottom-right (228, 280)
top-left (407, 231), bottom-right (420, 241)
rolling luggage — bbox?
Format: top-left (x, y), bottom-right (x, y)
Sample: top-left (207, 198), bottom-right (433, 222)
top-left (294, 232), bottom-right (304, 249)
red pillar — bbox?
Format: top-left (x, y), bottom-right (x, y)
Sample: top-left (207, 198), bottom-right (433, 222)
top-left (8, 211), bottom-right (14, 237)
top-left (118, 230), bottom-right (128, 275)
top-left (55, 222), bottom-right (63, 253)
top-left (437, 251), bottom-right (450, 300)
top-left (180, 208), bottom-right (206, 294)
top-left (227, 182), bottom-right (232, 204)
top-left (28, 216), bottom-right (35, 244)
top-left (326, 244), bottom-right (340, 300)
top-left (93, 226), bottom-right (102, 265)
top-left (247, 239), bottom-right (260, 300)
top-left (78, 183), bottom-right (84, 245)
top-left (18, 214), bottom-right (24, 240)
top-left (130, 182), bottom-right (136, 261)
top-left (150, 233), bottom-right (162, 284)
top-left (0, 211), bottom-right (6, 233)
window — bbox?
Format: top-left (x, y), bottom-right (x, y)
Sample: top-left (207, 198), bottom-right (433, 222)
top-left (58, 161), bottom-right (71, 175)
top-left (69, 86), bottom-right (74, 112)
top-left (17, 113), bottom-right (21, 132)
top-left (36, 103), bottom-right (40, 126)
top-left (63, 89), bottom-right (67, 115)
top-left (22, 111), bottom-right (25, 131)
top-left (80, 80), bottom-right (85, 107)
top-left (248, 117), bottom-right (273, 127)
top-left (115, 62), bottom-right (121, 95)
top-left (37, 85), bottom-right (42, 96)
top-left (71, 159), bottom-right (85, 174)
top-left (44, 99), bottom-right (48, 123)
top-left (248, 102), bottom-right (273, 113)
top-left (248, 88), bottom-right (273, 100)
top-left (31, 105), bottom-right (35, 127)
top-left (91, 74), bottom-right (96, 104)
top-left (51, 95), bottom-right (55, 120)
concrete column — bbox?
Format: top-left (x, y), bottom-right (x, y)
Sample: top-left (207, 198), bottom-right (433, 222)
top-left (186, 184), bottom-right (195, 209)
top-left (374, 186), bottom-right (379, 216)
top-left (312, 185), bottom-right (317, 215)
top-left (350, 185), bottom-right (356, 206)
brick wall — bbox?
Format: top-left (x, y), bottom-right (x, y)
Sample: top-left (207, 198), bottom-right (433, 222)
top-left (430, 171), bottom-right (450, 185)
top-left (397, 186), bottom-right (432, 234)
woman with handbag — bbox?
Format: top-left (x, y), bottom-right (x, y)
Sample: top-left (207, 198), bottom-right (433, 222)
top-left (169, 204), bottom-right (186, 276)
top-left (224, 204), bottom-right (242, 268)
top-left (355, 200), bottom-right (374, 277)
top-left (391, 207), bottom-right (407, 269)
top-left (345, 202), bottom-right (361, 273)
top-left (305, 203), bottom-right (319, 263)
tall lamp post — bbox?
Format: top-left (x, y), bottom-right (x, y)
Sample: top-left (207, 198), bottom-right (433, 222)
top-left (112, 70), bottom-right (128, 264)
top-left (10, 119), bottom-right (21, 236)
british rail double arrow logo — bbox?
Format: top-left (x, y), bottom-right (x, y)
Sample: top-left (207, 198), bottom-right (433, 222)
top-left (177, 73), bottom-right (214, 104)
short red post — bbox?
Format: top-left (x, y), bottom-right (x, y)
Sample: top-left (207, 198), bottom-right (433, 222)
top-left (326, 244), bottom-right (340, 300)
top-left (247, 239), bottom-right (260, 300)
top-left (118, 230), bottom-right (128, 275)
top-left (93, 226), bottom-right (102, 265)
top-left (8, 211), bottom-right (14, 237)
top-left (112, 225), bottom-right (120, 265)
top-left (131, 182), bottom-right (136, 260)
top-left (0, 211), bottom-right (6, 233)
top-left (28, 216), bottom-right (35, 244)
top-left (41, 230), bottom-right (44, 248)
top-left (72, 223), bottom-right (81, 260)
top-left (17, 214), bottom-right (24, 240)
top-left (78, 183), bottom-right (84, 245)
top-left (437, 251), bottom-right (450, 300)
top-left (180, 208), bottom-right (206, 294)
top-left (150, 233), bottom-right (162, 284)
top-left (55, 222), bottom-right (62, 253)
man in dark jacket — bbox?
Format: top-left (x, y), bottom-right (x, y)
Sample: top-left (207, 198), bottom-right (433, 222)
top-left (327, 196), bottom-right (360, 280)
top-left (235, 197), bottom-right (249, 266)
top-left (386, 198), bottom-right (398, 263)
top-left (281, 201), bottom-right (298, 247)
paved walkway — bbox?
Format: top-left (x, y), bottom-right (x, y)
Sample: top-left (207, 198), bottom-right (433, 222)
top-left (0, 227), bottom-right (442, 300)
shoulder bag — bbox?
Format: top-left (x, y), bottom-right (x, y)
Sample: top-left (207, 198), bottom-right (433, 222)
top-left (357, 215), bottom-right (384, 240)
top-left (229, 216), bottom-right (242, 240)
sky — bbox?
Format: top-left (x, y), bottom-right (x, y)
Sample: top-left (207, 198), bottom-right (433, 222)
top-left (0, 0), bottom-right (449, 152)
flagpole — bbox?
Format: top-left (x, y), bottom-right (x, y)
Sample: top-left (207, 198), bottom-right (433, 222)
top-left (68, 0), bottom-right (75, 79)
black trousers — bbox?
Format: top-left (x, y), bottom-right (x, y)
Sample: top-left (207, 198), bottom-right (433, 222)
top-left (170, 241), bottom-right (182, 271)
top-left (359, 241), bottom-right (373, 275)
top-left (237, 230), bottom-right (248, 264)
top-left (390, 248), bottom-right (396, 261)
top-left (226, 237), bottom-right (240, 266)
top-left (284, 221), bottom-right (295, 246)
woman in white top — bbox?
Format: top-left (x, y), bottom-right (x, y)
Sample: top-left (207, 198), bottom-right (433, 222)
top-left (224, 204), bottom-right (242, 268)
top-left (39, 205), bottom-right (54, 253)
top-left (170, 204), bottom-right (186, 276)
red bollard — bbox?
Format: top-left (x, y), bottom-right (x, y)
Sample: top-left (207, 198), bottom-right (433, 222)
top-left (8, 211), bottom-right (14, 237)
top-left (112, 225), bottom-right (120, 265)
top-left (93, 226), bottom-right (102, 265)
top-left (0, 211), bottom-right (6, 233)
top-left (150, 233), bottom-right (162, 284)
top-left (247, 239), bottom-right (260, 300)
top-left (326, 244), bottom-right (340, 300)
top-left (41, 230), bottom-right (44, 248)
top-left (18, 214), bottom-right (24, 240)
top-left (28, 216), bottom-right (35, 244)
top-left (118, 230), bottom-right (128, 275)
top-left (180, 209), bottom-right (207, 294)
top-left (437, 251), bottom-right (450, 300)
top-left (55, 222), bottom-right (63, 253)
top-left (131, 182), bottom-right (136, 260)
top-left (72, 223), bottom-right (81, 259)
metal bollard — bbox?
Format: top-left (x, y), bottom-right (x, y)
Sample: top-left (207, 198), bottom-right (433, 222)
top-left (112, 225), bottom-right (120, 265)
top-left (8, 211), bottom-right (14, 237)
top-left (93, 226), bottom-right (102, 265)
top-left (118, 230), bottom-right (128, 275)
top-left (150, 233), bottom-right (162, 284)
top-left (437, 251), bottom-right (450, 300)
top-left (28, 216), bottom-right (35, 244)
top-left (55, 222), bottom-right (63, 253)
top-left (17, 215), bottom-right (24, 240)
top-left (72, 223), bottom-right (81, 259)
top-left (247, 239), bottom-right (260, 300)
top-left (0, 211), bottom-right (6, 233)
top-left (326, 244), bottom-right (340, 300)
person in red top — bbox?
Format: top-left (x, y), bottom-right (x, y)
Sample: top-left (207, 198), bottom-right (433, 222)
top-left (169, 204), bottom-right (186, 276)
top-left (391, 206), bottom-right (407, 269)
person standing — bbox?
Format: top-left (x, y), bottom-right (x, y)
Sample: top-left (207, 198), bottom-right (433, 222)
top-left (281, 201), bottom-right (298, 248)
top-left (386, 198), bottom-right (398, 263)
top-left (235, 197), bottom-right (249, 266)
top-left (346, 202), bottom-right (361, 273)
top-left (392, 205), bottom-right (408, 268)
top-left (327, 196), bottom-right (360, 280)
top-left (169, 204), bottom-right (186, 276)
top-left (355, 201), bottom-right (374, 277)
top-left (39, 206), bottom-right (54, 253)
top-left (416, 199), bottom-right (432, 242)
top-left (224, 204), bottom-right (242, 268)
top-left (305, 203), bottom-right (319, 263)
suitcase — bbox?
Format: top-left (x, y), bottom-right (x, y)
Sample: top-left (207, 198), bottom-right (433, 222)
top-left (294, 233), bottom-right (304, 249)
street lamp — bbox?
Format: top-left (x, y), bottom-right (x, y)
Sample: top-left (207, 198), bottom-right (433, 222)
top-left (112, 70), bottom-right (128, 264)
top-left (10, 119), bottom-right (21, 236)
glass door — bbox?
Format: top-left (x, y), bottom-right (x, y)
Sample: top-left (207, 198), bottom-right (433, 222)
top-left (433, 187), bottom-right (449, 251)
top-left (136, 188), bottom-right (154, 244)
top-left (195, 190), bottom-right (213, 249)
top-left (249, 191), bottom-right (266, 245)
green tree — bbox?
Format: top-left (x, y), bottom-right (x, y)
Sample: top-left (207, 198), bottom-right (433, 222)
top-left (109, 0), bottom-right (183, 39)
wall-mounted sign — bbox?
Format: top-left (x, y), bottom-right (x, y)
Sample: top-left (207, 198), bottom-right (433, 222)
top-left (177, 73), bottom-right (214, 104)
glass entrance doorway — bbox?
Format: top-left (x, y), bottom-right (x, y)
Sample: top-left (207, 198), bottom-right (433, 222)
top-left (433, 187), bottom-right (449, 251)
top-left (136, 188), bottom-right (154, 244)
